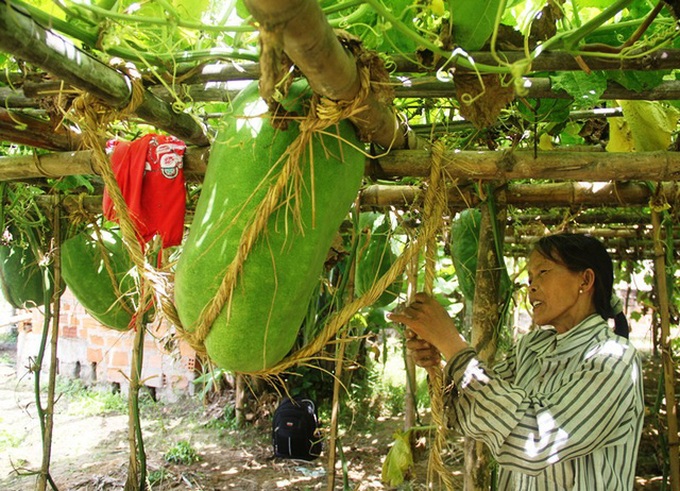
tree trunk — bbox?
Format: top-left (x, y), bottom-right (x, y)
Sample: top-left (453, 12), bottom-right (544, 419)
top-left (464, 189), bottom-right (506, 490)
top-left (651, 209), bottom-right (680, 490)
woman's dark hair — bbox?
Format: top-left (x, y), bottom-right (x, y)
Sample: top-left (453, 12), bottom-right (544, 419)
top-left (533, 233), bottom-right (629, 338)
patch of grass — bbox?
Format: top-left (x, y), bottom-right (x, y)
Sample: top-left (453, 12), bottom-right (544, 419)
top-left (54, 377), bottom-right (157, 416)
top-left (55, 378), bottom-right (127, 415)
top-left (204, 405), bottom-right (239, 432)
top-left (0, 327), bottom-right (18, 344)
top-left (164, 440), bottom-right (200, 465)
top-left (0, 426), bottom-right (23, 450)
top-left (147, 468), bottom-right (170, 486)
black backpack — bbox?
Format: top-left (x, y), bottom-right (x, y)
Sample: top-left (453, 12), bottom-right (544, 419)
top-left (272, 397), bottom-right (322, 461)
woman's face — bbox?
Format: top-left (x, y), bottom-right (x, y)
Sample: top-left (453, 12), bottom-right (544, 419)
top-left (527, 249), bottom-right (589, 333)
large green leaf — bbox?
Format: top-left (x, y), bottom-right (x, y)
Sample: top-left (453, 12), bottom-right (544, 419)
top-left (450, 0), bottom-right (501, 51)
top-left (551, 71), bottom-right (608, 109)
top-left (606, 71), bottom-right (666, 93)
top-left (517, 98), bottom-right (572, 124)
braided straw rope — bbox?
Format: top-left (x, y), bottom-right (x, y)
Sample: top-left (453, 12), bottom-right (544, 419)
top-left (69, 75), bottom-right (155, 327)
top-left (422, 142), bottom-right (456, 490)
top-left (176, 67), bottom-right (375, 354)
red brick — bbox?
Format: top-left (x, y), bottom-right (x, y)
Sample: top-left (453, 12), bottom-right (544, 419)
top-left (88, 334), bottom-right (105, 347)
top-left (149, 353), bottom-right (165, 367)
top-left (178, 339), bottom-right (196, 358)
top-left (61, 325), bottom-right (77, 338)
top-left (87, 347), bottom-right (103, 363)
top-left (106, 368), bottom-right (126, 384)
top-left (110, 350), bottom-right (129, 368)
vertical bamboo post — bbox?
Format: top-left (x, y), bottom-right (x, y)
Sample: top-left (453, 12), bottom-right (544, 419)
top-left (327, 249), bottom-right (355, 491)
top-left (403, 244), bottom-right (419, 434)
top-left (125, 285), bottom-right (151, 491)
top-left (464, 189), bottom-right (506, 491)
top-left (326, 327), bottom-right (348, 491)
top-left (651, 209), bottom-right (679, 490)
top-left (37, 198), bottom-right (62, 491)
top-left (235, 373), bottom-right (246, 427)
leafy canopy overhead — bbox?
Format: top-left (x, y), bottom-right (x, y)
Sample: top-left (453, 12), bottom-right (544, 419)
top-left (1, 0), bottom-right (680, 150)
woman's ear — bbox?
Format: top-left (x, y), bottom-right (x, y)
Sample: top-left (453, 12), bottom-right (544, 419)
top-left (581, 268), bottom-right (596, 292)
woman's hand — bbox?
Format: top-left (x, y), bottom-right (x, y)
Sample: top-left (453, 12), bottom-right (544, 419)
top-left (389, 292), bottom-right (468, 361)
top-left (405, 330), bottom-right (443, 368)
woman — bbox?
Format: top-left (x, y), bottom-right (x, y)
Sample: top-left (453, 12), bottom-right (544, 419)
top-left (389, 233), bottom-right (644, 490)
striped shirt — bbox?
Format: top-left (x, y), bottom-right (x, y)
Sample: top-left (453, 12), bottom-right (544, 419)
top-left (444, 314), bottom-right (644, 490)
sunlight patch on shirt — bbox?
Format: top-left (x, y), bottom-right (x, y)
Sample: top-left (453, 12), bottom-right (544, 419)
top-left (524, 411), bottom-right (569, 464)
top-left (584, 339), bottom-right (625, 360)
top-left (460, 358), bottom-right (489, 390)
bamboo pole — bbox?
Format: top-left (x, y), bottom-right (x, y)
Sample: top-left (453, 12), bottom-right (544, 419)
top-left (361, 182), bottom-right (676, 209)
top-left (392, 77), bottom-right (680, 101)
top-left (464, 189), bottom-right (506, 491)
top-left (243, 0), bottom-right (413, 150)
top-left (370, 149), bottom-right (680, 181)
top-left (651, 208), bottom-right (680, 490)
top-left (4, 146), bottom-right (680, 182)
top-left (327, 326), bottom-right (347, 491)
top-left (0, 2), bottom-right (209, 146)
top-left (403, 240), bottom-right (419, 434)
top-left (0, 108), bottom-right (82, 151)
top-left (37, 201), bottom-right (62, 491)
top-left (235, 374), bottom-right (246, 427)
top-left (327, 233), bottom-right (356, 490)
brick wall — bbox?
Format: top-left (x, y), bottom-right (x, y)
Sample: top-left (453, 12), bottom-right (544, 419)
top-left (16, 289), bottom-right (197, 402)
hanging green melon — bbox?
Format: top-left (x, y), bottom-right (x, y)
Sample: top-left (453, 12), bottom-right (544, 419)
top-left (174, 81), bottom-right (365, 373)
top-left (0, 231), bottom-right (44, 309)
top-left (450, 208), bottom-right (510, 302)
top-left (354, 212), bottom-right (402, 307)
top-left (61, 228), bottom-right (138, 330)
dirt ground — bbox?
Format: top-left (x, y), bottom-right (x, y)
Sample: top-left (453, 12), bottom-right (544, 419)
top-left (0, 325), bottom-right (673, 491)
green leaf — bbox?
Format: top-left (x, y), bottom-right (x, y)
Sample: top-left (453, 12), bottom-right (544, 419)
top-left (360, 0), bottom-right (419, 56)
top-left (606, 71), bottom-right (666, 93)
top-left (517, 98), bottom-right (572, 124)
top-left (450, 0), bottom-right (501, 51)
top-left (174, 0), bottom-right (211, 23)
top-left (49, 175), bottom-right (95, 194)
top-left (617, 100), bottom-right (680, 151)
top-left (381, 431), bottom-right (413, 487)
top-left (551, 71), bottom-right (608, 109)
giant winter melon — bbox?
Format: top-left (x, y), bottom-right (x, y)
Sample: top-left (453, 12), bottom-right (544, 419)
top-left (174, 82), bottom-right (365, 373)
top-left (61, 228), bottom-right (138, 330)
top-left (449, 208), bottom-right (510, 302)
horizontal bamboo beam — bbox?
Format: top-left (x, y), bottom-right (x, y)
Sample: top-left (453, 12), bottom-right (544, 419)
top-left (504, 238), bottom-right (680, 260)
top-left (393, 78), bottom-right (680, 101)
top-left (0, 108), bottom-right (82, 151)
top-left (0, 148), bottom-right (209, 181)
top-left (511, 210), bottom-right (649, 225)
top-left (1, 147), bottom-right (679, 182)
top-left (39, 181), bottom-right (675, 217)
top-left (162, 49), bottom-right (680, 85)
top-left (360, 182), bottom-right (675, 208)
top-left (371, 149), bottom-right (680, 181)
top-left (0, 2), bottom-right (210, 146)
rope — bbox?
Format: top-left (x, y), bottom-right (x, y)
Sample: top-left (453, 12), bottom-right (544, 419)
top-left (422, 142), bottom-right (456, 490)
top-left (69, 72), bottom-right (155, 330)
